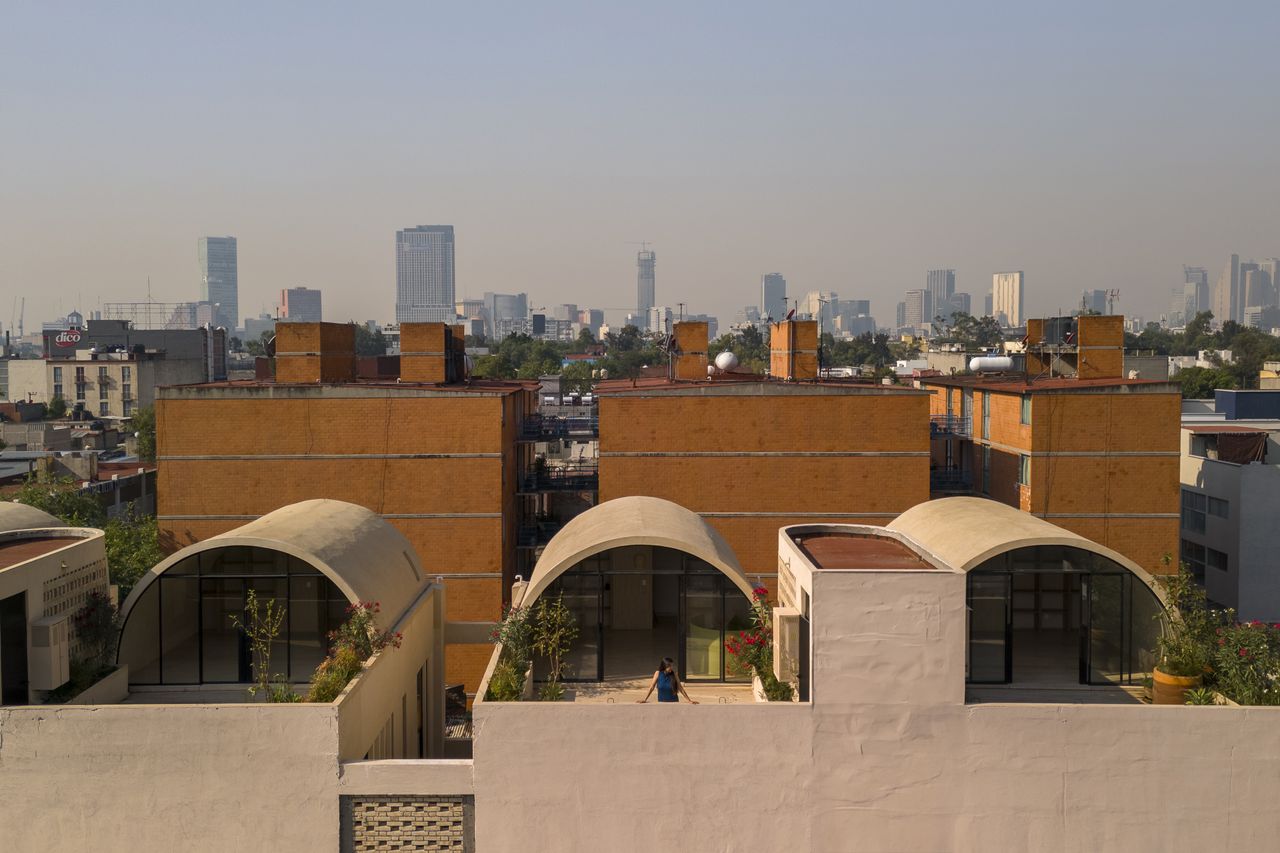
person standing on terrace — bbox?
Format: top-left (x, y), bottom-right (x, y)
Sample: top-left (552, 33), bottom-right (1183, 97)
top-left (637, 657), bottom-right (698, 704)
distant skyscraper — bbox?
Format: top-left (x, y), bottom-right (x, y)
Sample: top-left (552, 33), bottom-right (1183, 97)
top-left (1262, 260), bottom-right (1280, 308)
top-left (903, 289), bottom-right (933, 329)
top-left (895, 301), bottom-right (907, 328)
top-left (646, 305), bottom-right (672, 334)
top-left (926, 269), bottom-right (956, 312)
top-left (1183, 266), bottom-right (1209, 322)
top-left (951, 292), bottom-right (971, 316)
top-left (279, 287), bottom-right (322, 323)
top-left (992, 272), bottom-right (1024, 327)
top-left (761, 273), bottom-right (787, 320)
top-left (482, 292), bottom-right (529, 339)
top-left (843, 299), bottom-right (871, 316)
top-left (1212, 254), bottom-right (1241, 325)
top-left (198, 236), bottom-right (238, 331)
top-left (637, 249), bottom-right (656, 316)
top-left (983, 292), bottom-right (993, 317)
top-left (1242, 263), bottom-right (1270, 310)
top-left (1083, 289), bottom-right (1108, 314)
top-left (396, 226), bottom-right (456, 323)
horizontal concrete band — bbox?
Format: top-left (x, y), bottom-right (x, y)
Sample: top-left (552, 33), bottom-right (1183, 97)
top-left (1033, 513), bottom-right (1180, 519)
top-left (159, 453), bottom-right (503, 460)
top-left (601, 451), bottom-right (928, 458)
top-left (158, 513), bottom-right (502, 520)
top-left (400, 351), bottom-right (448, 357)
top-left (972, 439), bottom-right (1180, 458)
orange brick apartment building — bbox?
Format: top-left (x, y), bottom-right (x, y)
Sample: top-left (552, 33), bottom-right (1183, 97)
top-left (156, 323), bottom-right (535, 691)
top-left (918, 315), bottom-right (1181, 575)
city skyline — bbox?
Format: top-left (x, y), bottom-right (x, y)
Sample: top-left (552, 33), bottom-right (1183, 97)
top-left (4, 4), bottom-right (1278, 332)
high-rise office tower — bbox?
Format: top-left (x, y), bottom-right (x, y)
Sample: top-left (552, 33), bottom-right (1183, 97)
top-left (983, 292), bottom-right (993, 318)
top-left (951, 292), bottom-right (972, 316)
top-left (1242, 263), bottom-right (1270, 309)
top-left (279, 287), bottom-right (323, 323)
top-left (895, 301), bottom-right (907, 328)
top-left (761, 273), bottom-right (787, 320)
top-left (926, 269), bottom-right (956, 310)
top-left (992, 271), bottom-right (1025, 327)
top-left (637, 249), bottom-right (656, 316)
top-left (1212, 254), bottom-right (1242, 325)
top-left (843, 299), bottom-right (871, 316)
top-left (198, 236), bottom-right (238, 331)
top-left (1083, 289), bottom-right (1108, 315)
top-left (396, 226), bottom-right (456, 323)
top-left (1262, 260), bottom-right (1280, 308)
top-left (1183, 266), bottom-right (1209, 322)
top-left (903, 289), bottom-right (933, 329)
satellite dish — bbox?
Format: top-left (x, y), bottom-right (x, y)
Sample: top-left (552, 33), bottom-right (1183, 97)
top-left (265, 335), bottom-right (276, 357)
top-left (785, 308), bottom-right (796, 321)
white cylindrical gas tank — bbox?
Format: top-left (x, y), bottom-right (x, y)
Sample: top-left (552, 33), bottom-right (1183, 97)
top-left (969, 356), bottom-right (1013, 372)
top-left (714, 351), bottom-right (739, 371)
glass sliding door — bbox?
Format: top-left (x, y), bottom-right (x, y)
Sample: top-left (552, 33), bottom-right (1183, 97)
top-left (968, 573), bottom-right (1010, 683)
top-left (1086, 573), bottom-right (1127, 684)
top-left (554, 573), bottom-right (601, 681)
top-left (684, 574), bottom-right (723, 681)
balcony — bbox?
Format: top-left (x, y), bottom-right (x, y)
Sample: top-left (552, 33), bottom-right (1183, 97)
top-left (930, 466), bottom-right (972, 493)
top-left (519, 413), bottom-right (599, 441)
top-left (516, 519), bottom-right (563, 550)
top-left (517, 463), bottom-right (598, 495)
top-left (930, 414), bottom-right (972, 437)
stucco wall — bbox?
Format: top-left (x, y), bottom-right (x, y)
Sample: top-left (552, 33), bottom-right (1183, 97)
top-left (469, 558), bottom-right (1280, 852)
top-left (0, 704), bottom-right (341, 852)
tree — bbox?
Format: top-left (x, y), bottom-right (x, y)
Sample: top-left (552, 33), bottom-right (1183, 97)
top-left (353, 323), bottom-right (388, 357)
top-left (245, 330), bottom-right (273, 357)
top-left (129, 405), bottom-right (156, 462)
top-left (472, 352), bottom-right (517, 379)
top-left (228, 336), bottom-right (243, 351)
top-left (103, 509), bottom-right (163, 600)
top-left (560, 361), bottom-right (595, 395)
top-left (47, 396), bottom-right (68, 419)
top-left (230, 589), bottom-right (294, 702)
top-left (13, 474), bottom-right (105, 526)
top-left (532, 593), bottom-right (578, 701)
top-left (1176, 366), bottom-right (1237, 399)
top-left (572, 327), bottom-right (596, 351)
top-left (604, 324), bottom-right (645, 353)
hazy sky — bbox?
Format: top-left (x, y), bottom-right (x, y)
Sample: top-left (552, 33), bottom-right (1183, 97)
top-left (3, 1), bottom-right (1279, 332)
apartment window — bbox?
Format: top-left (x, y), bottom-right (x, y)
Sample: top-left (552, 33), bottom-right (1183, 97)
top-left (1180, 489), bottom-right (1206, 534)
top-left (946, 390), bottom-right (953, 418)
top-left (122, 382), bottom-right (132, 401)
top-left (1020, 395), bottom-right (1031, 425)
top-left (981, 393), bottom-right (990, 439)
top-left (962, 389), bottom-right (973, 424)
top-left (75, 366), bottom-right (87, 401)
top-left (52, 366), bottom-right (63, 398)
top-left (1207, 548), bottom-right (1228, 573)
top-left (122, 366), bottom-right (132, 382)
top-left (1207, 497), bottom-right (1229, 519)
top-left (1018, 454), bottom-right (1030, 486)
top-left (98, 366), bottom-right (109, 382)
top-left (982, 446), bottom-right (991, 495)
top-left (1181, 539), bottom-right (1206, 583)
top-left (99, 401), bottom-right (109, 417)
top-left (123, 401), bottom-right (134, 417)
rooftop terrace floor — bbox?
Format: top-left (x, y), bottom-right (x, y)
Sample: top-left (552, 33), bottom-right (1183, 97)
top-left (558, 678), bottom-right (757, 705)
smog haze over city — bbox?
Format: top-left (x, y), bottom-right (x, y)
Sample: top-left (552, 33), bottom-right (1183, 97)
top-left (3, 1), bottom-right (1278, 327)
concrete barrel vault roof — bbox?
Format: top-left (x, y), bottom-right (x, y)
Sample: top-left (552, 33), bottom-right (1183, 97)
top-left (523, 496), bottom-right (755, 605)
top-left (120, 499), bottom-right (427, 626)
top-left (886, 496), bottom-right (1160, 586)
top-left (0, 502), bottom-right (67, 533)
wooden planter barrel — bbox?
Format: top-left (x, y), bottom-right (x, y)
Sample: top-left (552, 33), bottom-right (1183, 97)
top-left (1153, 667), bottom-right (1202, 705)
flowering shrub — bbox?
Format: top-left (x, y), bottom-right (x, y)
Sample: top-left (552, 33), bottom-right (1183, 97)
top-left (725, 586), bottom-right (794, 702)
top-left (1210, 620), bottom-right (1280, 706)
top-left (306, 602), bottom-right (402, 703)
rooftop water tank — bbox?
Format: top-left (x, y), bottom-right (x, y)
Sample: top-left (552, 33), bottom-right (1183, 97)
top-left (714, 351), bottom-right (739, 371)
top-left (969, 356), bottom-right (1013, 372)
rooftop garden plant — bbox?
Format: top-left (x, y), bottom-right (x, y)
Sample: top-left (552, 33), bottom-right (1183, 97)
top-left (486, 603), bottom-right (534, 702)
top-left (725, 586), bottom-right (794, 702)
top-left (306, 601), bottom-right (402, 703)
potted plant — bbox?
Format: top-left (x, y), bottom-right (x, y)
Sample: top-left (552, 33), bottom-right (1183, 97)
top-left (1152, 566), bottom-right (1212, 705)
top-left (532, 593), bottom-right (578, 701)
top-left (725, 586), bottom-right (795, 702)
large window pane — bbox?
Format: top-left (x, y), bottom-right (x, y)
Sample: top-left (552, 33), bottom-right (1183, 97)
top-left (201, 578), bottom-right (244, 682)
top-left (558, 573), bottom-right (600, 681)
top-left (684, 574), bottom-right (722, 680)
top-left (289, 575), bottom-right (330, 681)
top-left (968, 574), bottom-right (1008, 683)
top-left (1088, 574), bottom-right (1126, 684)
top-left (118, 581), bottom-right (160, 684)
top-left (249, 577), bottom-right (289, 683)
top-left (160, 577), bottom-right (199, 683)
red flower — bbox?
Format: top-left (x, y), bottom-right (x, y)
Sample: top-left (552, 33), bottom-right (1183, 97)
top-left (1218, 639), bottom-right (1226, 646)
top-left (1240, 648), bottom-right (1249, 657)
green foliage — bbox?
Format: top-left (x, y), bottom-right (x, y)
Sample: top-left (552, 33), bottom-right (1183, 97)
top-left (228, 336), bottom-right (243, 351)
top-left (230, 589), bottom-right (289, 701)
top-left (43, 658), bottom-right (116, 704)
top-left (245, 330), bottom-right (273, 356)
top-left (128, 405), bottom-right (156, 462)
top-left (489, 603), bottom-right (534, 668)
top-left (573, 327), bottom-right (596, 350)
top-left (103, 509), bottom-right (163, 600)
top-left (1184, 686), bottom-right (1217, 706)
top-left (352, 322), bottom-right (389, 356)
top-left (1175, 366), bottom-right (1238, 399)
top-left (1210, 620), bottom-right (1280, 706)
top-left (532, 593), bottom-right (579, 697)
top-left (74, 590), bottom-right (120, 669)
top-left (485, 658), bottom-right (526, 702)
top-left (305, 601), bottom-right (402, 702)
top-left (47, 396), bottom-right (68, 419)
top-left (1155, 564), bottom-right (1215, 677)
top-left (935, 312), bottom-right (1004, 349)
top-left (538, 680), bottom-right (566, 702)
top-left (725, 586), bottom-right (795, 701)
top-left (559, 361), bottom-right (595, 395)
top-left (13, 473), bottom-right (105, 526)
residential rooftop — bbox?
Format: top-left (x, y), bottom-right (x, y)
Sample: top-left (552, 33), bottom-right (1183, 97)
top-left (594, 377), bottom-right (924, 395)
top-left (917, 374), bottom-right (1175, 393)
top-left (792, 531), bottom-right (937, 572)
top-left (0, 535), bottom-right (80, 572)
top-left (156, 378), bottom-right (538, 396)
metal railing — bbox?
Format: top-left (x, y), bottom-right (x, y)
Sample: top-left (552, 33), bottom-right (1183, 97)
top-left (930, 467), bottom-right (973, 491)
top-left (517, 463), bottom-right (599, 494)
top-left (929, 414), bottom-right (972, 437)
top-left (519, 413), bottom-right (600, 440)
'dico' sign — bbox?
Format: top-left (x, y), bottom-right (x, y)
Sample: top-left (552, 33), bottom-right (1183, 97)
top-left (53, 329), bottom-right (82, 348)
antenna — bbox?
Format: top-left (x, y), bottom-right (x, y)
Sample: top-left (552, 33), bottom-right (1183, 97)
top-left (1107, 288), bottom-right (1120, 315)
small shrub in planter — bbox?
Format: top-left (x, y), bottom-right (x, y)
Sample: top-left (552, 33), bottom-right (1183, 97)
top-left (305, 602), bottom-right (401, 703)
top-left (725, 586), bottom-right (795, 702)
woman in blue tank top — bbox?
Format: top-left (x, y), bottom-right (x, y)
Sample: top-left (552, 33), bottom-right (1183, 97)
top-left (637, 657), bottom-right (698, 704)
